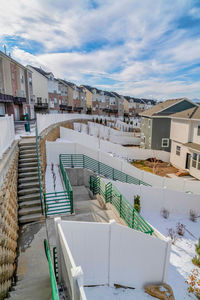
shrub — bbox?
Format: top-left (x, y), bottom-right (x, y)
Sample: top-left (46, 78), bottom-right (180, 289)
top-left (130, 121), bottom-right (133, 125)
top-left (104, 119), bottom-right (107, 126)
top-left (161, 208), bottom-right (169, 219)
top-left (176, 222), bottom-right (185, 236)
top-left (100, 118), bottom-right (102, 124)
top-left (167, 228), bottom-right (177, 245)
top-left (134, 195), bottom-right (141, 213)
top-left (192, 239), bottom-right (200, 267)
top-left (96, 118), bottom-right (99, 123)
top-left (190, 210), bottom-right (198, 222)
top-left (185, 268), bottom-right (200, 299)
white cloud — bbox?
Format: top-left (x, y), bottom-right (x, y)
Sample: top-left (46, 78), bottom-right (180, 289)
top-left (1, 0), bottom-right (200, 99)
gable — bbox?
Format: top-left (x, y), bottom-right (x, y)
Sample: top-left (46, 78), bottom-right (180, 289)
top-left (157, 100), bottom-right (195, 116)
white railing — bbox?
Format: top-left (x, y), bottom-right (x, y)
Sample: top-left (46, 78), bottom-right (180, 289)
top-left (0, 115), bottom-right (15, 159)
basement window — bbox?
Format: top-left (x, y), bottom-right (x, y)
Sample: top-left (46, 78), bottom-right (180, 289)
top-left (198, 126), bottom-right (200, 136)
top-left (192, 153), bottom-right (197, 168)
top-left (162, 138), bottom-right (169, 148)
top-left (176, 146), bottom-right (181, 156)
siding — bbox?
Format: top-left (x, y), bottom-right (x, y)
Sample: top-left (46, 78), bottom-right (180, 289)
top-left (152, 118), bottom-right (171, 152)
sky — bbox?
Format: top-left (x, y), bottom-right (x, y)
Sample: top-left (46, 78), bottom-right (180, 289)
top-left (1, 0), bottom-right (200, 100)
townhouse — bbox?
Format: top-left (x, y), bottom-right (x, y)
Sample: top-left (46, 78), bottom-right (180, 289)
top-left (27, 66), bottom-right (49, 114)
top-left (140, 98), bottom-right (197, 152)
top-left (0, 51), bottom-right (33, 120)
top-left (170, 106), bottom-right (200, 180)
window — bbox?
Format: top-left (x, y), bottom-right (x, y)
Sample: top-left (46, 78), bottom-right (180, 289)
top-left (198, 126), bottom-right (200, 136)
top-left (198, 155), bottom-right (200, 170)
top-left (54, 98), bottom-right (57, 104)
top-left (176, 146), bottom-right (181, 156)
top-left (162, 138), bottom-right (169, 148)
top-left (192, 153), bottom-right (197, 168)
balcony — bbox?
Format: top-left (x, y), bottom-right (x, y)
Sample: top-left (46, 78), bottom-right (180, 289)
top-left (73, 107), bottom-right (83, 112)
top-left (0, 93), bottom-right (14, 103)
top-left (59, 104), bottom-right (67, 110)
top-left (14, 97), bottom-right (26, 104)
top-left (34, 102), bottom-right (49, 110)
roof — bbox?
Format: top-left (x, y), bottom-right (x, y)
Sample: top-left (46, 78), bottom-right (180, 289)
top-left (140, 98), bottom-right (190, 117)
top-left (58, 79), bottom-right (76, 89)
top-left (170, 106), bottom-right (200, 120)
top-left (183, 142), bottom-right (200, 152)
top-left (0, 50), bottom-right (26, 70)
top-left (28, 66), bottom-right (51, 78)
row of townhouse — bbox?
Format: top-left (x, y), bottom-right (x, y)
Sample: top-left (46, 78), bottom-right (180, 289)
top-left (140, 98), bottom-right (200, 179)
top-left (0, 49), bottom-right (156, 120)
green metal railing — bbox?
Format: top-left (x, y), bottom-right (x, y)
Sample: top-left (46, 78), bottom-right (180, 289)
top-left (53, 247), bottom-right (59, 282)
top-left (44, 239), bottom-right (59, 300)
top-left (60, 154), bottom-right (151, 186)
top-left (90, 176), bottom-right (154, 235)
top-left (59, 156), bottom-right (74, 213)
top-left (44, 191), bottom-right (71, 217)
top-left (35, 123), bottom-right (44, 214)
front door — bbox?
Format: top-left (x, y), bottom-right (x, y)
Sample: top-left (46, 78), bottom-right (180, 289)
top-left (185, 153), bottom-right (191, 169)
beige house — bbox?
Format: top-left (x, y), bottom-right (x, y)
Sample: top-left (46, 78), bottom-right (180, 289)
top-left (170, 106), bottom-right (200, 180)
top-left (27, 65), bottom-right (49, 113)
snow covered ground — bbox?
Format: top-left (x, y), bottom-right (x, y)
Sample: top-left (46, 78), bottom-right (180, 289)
top-left (85, 285), bottom-right (153, 300)
top-left (143, 211), bottom-right (199, 300)
top-left (45, 164), bottom-right (64, 193)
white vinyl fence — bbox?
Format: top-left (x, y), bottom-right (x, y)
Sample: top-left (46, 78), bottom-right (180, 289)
top-left (46, 140), bottom-right (200, 194)
top-left (55, 218), bottom-right (170, 291)
top-left (103, 178), bottom-right (200, 216)
top-left (55, 218), bottom-right (87, 300)
top-left (60, 127), bottom-right (170, 162)
top-left (0, 115), bottom-right (15, 159)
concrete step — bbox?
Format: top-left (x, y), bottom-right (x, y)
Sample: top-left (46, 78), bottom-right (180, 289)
top-left (19, 199), bottom-right (41, 209)
top-left (20, 149), bottom-right (36, 156)
top-left (19, 145), bottom-right (36, 151)
top-left (19, 206), bottom-right (42, 217)
top-left (18, 182), bottom-right (40, 190)
top-left (18, 193), bottom-right (41, 202)
top-left (18, 171), bottom-right (38, 178)
top-left (18, 187), bottom-right (40, 196)
top-left (19, 142), bottom-right (36, 147)
top-left (19, 213), bottom-right (42, 224)
top-left (18, 176), bottom-right (39, 184)
top-left (19, 161), bottom-right (38, 168)
top-left (19, 153), bottom-right (37, 159)
top-left (18, 167), bottom-right (38, 173)
top-left (19, 157), bottom-right (37, 163)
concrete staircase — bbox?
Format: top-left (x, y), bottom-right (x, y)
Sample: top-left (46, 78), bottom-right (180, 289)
top-left (18, 139), bottom-right (42, 224)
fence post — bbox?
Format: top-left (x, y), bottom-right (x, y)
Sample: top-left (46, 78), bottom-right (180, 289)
top-left (112, 168), bottom-right (114, 180)
top-left (83, 154), bottom-right (85, 168)
top-left (98, 161), bottom-right (100, 174)
top-left (132, 209), bottom-right (135, 229)
top-left (119, 194), bottom-right (122, 217)
top-left (70, 190), bottom-right (74, 214)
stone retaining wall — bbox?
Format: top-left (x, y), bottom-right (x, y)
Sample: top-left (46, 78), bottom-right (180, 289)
top-left (0, 144), bottom-right (18, 299)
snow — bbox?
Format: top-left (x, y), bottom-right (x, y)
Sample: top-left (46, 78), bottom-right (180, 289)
top-left (45, 164), bottom-right (64, 193)
top-left (142, 211), bottom-right (199, 300)
top-left (84, 285), bottom-right (152, 300)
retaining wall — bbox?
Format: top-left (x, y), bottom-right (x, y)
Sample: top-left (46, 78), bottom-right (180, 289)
top-left (0, 142), bottom-right (19, 299)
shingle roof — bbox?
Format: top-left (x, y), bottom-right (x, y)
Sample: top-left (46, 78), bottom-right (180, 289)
top-left (140, 98), bottom-right (189, 117)
top-left (170, 106), bottom-right (200, 120)
top-left (29, 66), bottom-right (51, 78)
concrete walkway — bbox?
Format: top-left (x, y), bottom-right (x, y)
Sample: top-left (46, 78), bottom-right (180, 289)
top-left (8, 221), bottom-right (52, 300)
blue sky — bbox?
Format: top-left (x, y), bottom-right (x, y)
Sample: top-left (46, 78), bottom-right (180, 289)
top-left (1, 0), bottom-right (200, 100)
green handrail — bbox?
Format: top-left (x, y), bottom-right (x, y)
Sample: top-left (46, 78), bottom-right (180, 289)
top-left (60, 154), bottom-right (151, 187)
top-left (90, 175), bottom-right (154, 235)
top-left (44, 239), bottom-right (59, 300)
top-left (35, 121), bottom-right (44, 214)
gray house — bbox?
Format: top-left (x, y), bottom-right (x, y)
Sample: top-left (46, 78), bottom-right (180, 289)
top-left (140, 98), bottom-right (197, 152)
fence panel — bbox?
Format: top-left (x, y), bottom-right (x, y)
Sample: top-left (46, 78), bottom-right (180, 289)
top-left (44, 191), bottom-right (71, 216)
top-left (0, 115), bottom-right (15, 159)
